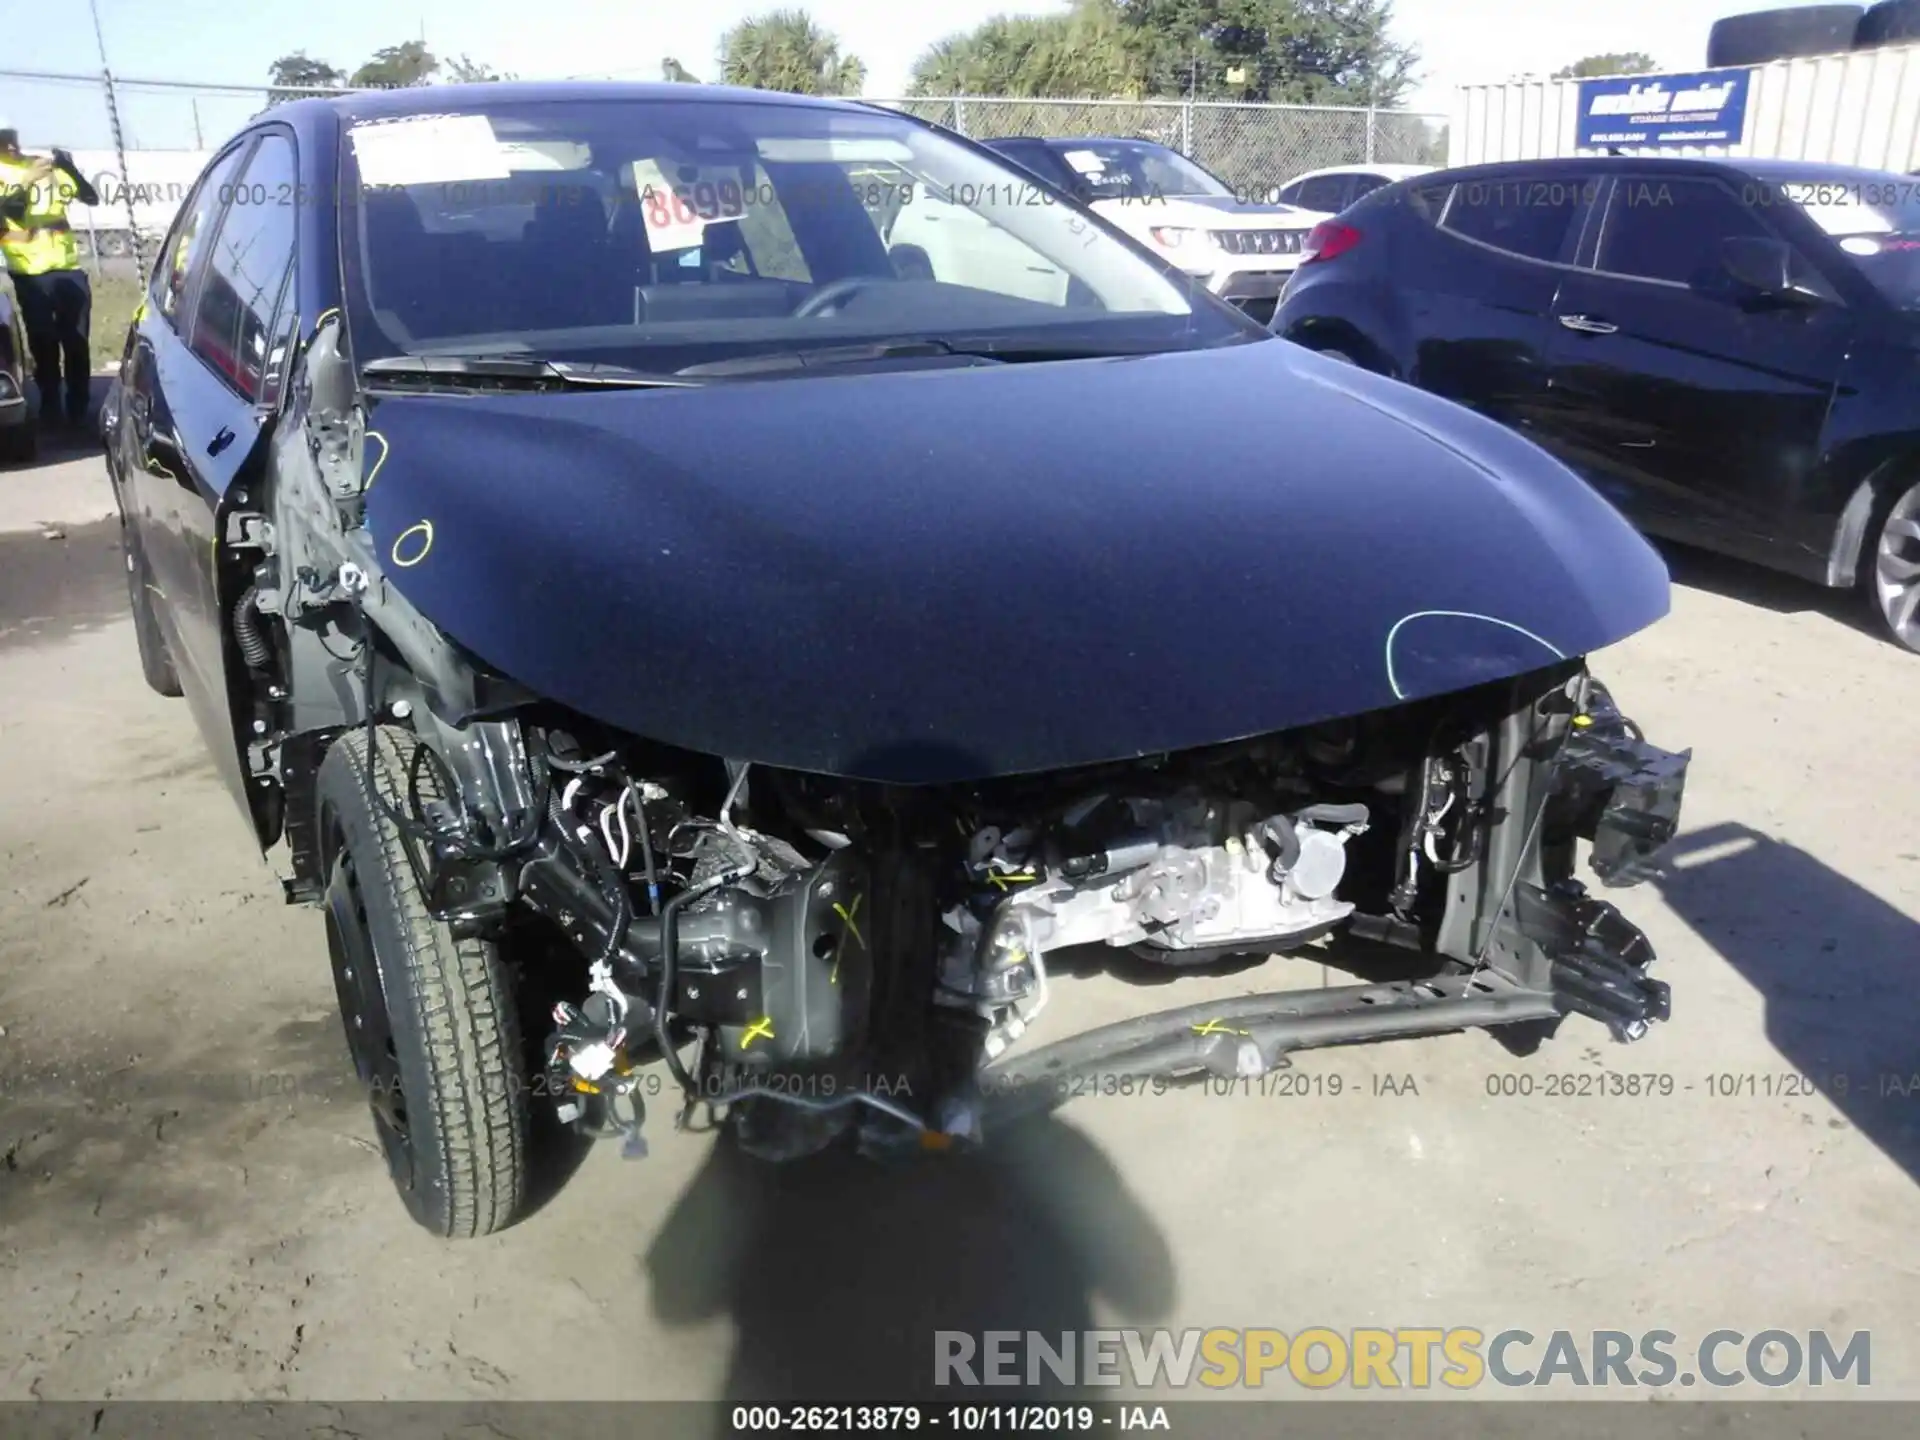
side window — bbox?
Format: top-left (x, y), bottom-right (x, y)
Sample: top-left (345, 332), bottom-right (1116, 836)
top-left (1295, 175), bottom-right (1353, 212)
top-left (190, 133), bottom-right (299, 398)
top-left (1276, 181), bottom-right (1305, 206)
top-left (1019, 147), bottom-right (1083, 194)
top-left (1596, 177), bottom-right (1772, 286)
top-left (152, 144), bottom-right (247, 327)
top-left (1350, 174), bottom-right (1389, 201)
top-left (1442, 176), bottom-right (1584, 262)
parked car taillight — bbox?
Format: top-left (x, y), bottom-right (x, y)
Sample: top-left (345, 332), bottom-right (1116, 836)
top-left (1302, 220), bottom-right (1362, 264)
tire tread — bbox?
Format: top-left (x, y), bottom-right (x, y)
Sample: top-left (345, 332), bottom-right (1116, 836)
top-left (320, 726), bottom-right (528, 1238)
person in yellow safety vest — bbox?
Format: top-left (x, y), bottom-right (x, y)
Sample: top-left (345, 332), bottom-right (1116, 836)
top-left (0, 121), bottom-right (100, 428)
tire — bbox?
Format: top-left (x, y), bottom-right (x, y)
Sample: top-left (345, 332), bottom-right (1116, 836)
top-left (1864, 478), bottom-right (1920, 653)
top-left (119, 519), bottom-right (182, 697)
top-left (1707, 6), bottom-right (1865, 67)
top-left (1857, 0), bottom-right (1920, 46)
top-left (0, 421), bottom-right (33, 465)
top-left (316, 725), bottom-right (530, 1237)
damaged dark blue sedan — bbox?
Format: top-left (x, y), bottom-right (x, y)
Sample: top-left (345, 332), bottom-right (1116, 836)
top-left (101, 83), bottom-right (1691, 1237)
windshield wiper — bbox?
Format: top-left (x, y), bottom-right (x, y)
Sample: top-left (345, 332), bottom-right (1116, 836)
top-left (362, 354), bottom-right (704, 389)
top-left (674, 340), bottom-right (975, 378)
top-left (674, 335), bottom-right (1217, 378)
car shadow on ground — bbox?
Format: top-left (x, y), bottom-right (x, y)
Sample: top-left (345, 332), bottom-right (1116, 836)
top-left (1656, 539), bottom-right (1883, 640)
top-left (1651, 822), bottom-right (1920, 1188)
top-left (642, 1113), bottom-right (1175, 1413)
top-left (0, 513), bottom-right (127, 656)
top-left (0, 375), bottom-right (116, 474)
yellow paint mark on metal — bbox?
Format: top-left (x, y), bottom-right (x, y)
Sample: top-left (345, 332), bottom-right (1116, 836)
top-left (1191, 1019), bottom-right (1251, 1038)
top-left (987, 869), bottom-right (1037, 892)
top-left (363, 429), bottom-right (390, 491)
top-left (739, 1016), bottom-right (775, 1050)
top-left (391, 519), bottom-right (434, 568)
top-left (832, 893), bottom-right (864, 950)
top-left (829, 893), bottom-right (864, 985)
top-left (1572, 713), bottom-right (1594, 728)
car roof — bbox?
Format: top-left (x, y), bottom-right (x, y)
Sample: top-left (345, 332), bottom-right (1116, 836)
top-left (1287, 163), bottom-right (1434, 182)
top-left (1418, 154), bottom-right (1919, 188)
top-left (989, 135), bottom-right (1176, 151)
top-left (1729, 158), bottom-right (1918, 185)
top-left (261, 80), bottom-right (875, 138)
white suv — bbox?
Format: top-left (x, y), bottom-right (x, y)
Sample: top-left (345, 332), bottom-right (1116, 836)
top-left (979, 136), bottom-right (1322, 324)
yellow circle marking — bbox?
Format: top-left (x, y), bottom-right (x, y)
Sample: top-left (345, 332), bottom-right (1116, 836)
top-left (391, 520), bottom-right (435, 568)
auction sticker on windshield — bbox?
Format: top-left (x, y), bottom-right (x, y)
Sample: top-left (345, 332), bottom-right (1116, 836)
top-left (350, 114), bottom-right (512, 186)
top-left (629, 159), bottom-right (747, 250)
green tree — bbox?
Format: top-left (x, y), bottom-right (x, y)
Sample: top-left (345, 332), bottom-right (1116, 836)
top-left (267, 51), bottom-right (346, 101)
top-left (351, 41), bottom-right (440, 88)
top-left (662, 57), bottom-right (703, 83)
top-left (910, 0), bottom-right (1417, 106)
top-left (719, 10), bottom-right (866, 95)
top-left (1117, 0), bottom-right (1416, 104)
top-left (444, 55), bottom-right (516, 83)
top-left (1552, 52), bottom-right (1658, 80)
top-left (909, 1), bottom-right (1143, 97)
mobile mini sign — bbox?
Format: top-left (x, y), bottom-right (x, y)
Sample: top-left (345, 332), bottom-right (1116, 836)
top-left (1576, 69), bottom-right (1754, 149)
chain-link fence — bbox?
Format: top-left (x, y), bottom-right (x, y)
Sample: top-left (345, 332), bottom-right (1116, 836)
top-left (878, 97), bottom-right (1447, 195)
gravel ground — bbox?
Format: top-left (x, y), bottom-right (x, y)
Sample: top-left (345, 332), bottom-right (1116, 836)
top-left (1, 433), bottom-right (1916, 1407)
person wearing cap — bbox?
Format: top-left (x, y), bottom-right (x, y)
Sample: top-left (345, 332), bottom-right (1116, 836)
top-left (0, 122), bottom-right (100, 428)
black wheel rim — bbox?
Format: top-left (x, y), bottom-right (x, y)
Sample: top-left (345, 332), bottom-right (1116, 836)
top-left (323, 839), bottom-right (416, 1195)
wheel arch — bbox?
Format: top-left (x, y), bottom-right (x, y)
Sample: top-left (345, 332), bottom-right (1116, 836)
top-left (1279, 314), bottom-right (1402, 378)
top-left (1824, 452), bottom-right (1920, 589)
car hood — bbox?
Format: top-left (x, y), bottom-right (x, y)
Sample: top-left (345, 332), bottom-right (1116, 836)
top-left (361, 339), bottom-right (1670, 783)
top-left (1092, 196), bottom-right (1319, 231)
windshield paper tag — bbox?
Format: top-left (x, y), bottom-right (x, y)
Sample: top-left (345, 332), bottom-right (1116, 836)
top-left (351, 115), bottom-right (511, 187)
top-left (629, 160), bottom-right (747, 250)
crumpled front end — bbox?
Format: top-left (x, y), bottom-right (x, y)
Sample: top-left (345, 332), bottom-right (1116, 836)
top-left (975, 664), bottom-right (1690, 1126)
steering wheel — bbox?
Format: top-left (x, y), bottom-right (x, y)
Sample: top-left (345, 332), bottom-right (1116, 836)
top-left (794, 276), bottom-right (888, 318)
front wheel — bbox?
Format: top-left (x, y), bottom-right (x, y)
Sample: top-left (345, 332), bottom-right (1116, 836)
top-left (316, 725), bottom-right (531, 1237)
top-left (1866, 478), bottom-right (1920, 654)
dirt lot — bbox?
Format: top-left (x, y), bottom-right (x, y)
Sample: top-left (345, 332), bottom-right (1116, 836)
top-left (2, 432), bottom-right (1917, 1406)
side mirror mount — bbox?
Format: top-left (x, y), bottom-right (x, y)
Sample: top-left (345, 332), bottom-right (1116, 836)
top-left (1710, 235), bottom-right (1822, 307)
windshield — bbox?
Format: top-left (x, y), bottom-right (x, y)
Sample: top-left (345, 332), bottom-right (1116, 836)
top-left (1049, 140), bottom-right (1234, 202)
top-left (1761, 174), bottom-right (1920, 307)
top-left (338, 99), bottom-right (1253, 370)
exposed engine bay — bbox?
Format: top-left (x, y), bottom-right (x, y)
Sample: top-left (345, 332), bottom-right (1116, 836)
top-left (282, 638), bottom-right (1687, 1166)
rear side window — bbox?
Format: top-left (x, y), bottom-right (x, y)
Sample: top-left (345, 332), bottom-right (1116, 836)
top-left (191, 133), bottom-right (299, 400)
top-left (1596, 176), bottom-right (1772, 286)
top-left (1440, 177), bottom-right (1587, 262)
top-left (152, 144), bottom-right (247, 327)
top-left (1294, 174), bottom-right (1352, 212)
top-left (1351, 174), bottom-right (1390, 201)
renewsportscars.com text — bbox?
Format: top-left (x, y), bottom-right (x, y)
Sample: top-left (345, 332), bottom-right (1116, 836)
top-left (934, 1328), bottom-right (1871, 1390)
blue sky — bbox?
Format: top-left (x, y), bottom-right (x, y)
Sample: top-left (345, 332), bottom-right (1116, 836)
top-left (5, 0), bottom-right (1740, 151)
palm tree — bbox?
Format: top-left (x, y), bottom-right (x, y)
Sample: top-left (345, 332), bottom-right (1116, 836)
top-left (719, 10), bottom-right (867, 96)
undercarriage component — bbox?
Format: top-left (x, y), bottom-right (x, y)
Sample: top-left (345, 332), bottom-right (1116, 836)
top-left (1547, 681), bottom-right (1690, 887)
top-left (979, 966), bottom-right (1564, 1124)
